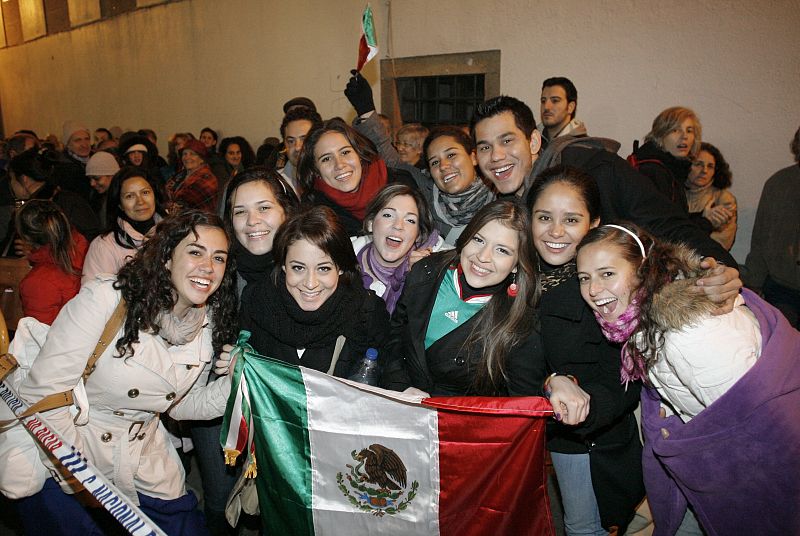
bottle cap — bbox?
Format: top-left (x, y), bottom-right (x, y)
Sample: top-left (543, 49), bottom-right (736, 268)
top-left (366, 348), bottom-right (378, 360)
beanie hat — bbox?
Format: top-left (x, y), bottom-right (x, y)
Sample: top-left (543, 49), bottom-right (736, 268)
top-left (125, 143), bottom-right (148, 155)
top-left (180, 139), bottom-right (209, 161)
top-left (85, 151), bottom-right (121, 177)
top-left (62, 120), bottom-right (90, 144)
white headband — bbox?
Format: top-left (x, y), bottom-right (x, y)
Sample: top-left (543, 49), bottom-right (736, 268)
top-left (603, 224), bottom-right (646, 258)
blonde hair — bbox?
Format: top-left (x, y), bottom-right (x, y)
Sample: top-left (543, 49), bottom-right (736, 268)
top-left (645, 106), bottom-right (702, 157)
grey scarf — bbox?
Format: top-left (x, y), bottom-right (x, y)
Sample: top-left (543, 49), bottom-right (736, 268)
top-left (433, 178), bottom-right (496, 227)
top-left (155, 306), bottom-right (206, 346)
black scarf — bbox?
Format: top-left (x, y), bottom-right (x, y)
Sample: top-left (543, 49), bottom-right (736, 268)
top-left (233, 241), bottom-right (275, 285)
top-left (456, 264), bottom-right (508, 300)
top-left (539, 260), bottom-right (576, 293)
top-left (245, 271), bottom-right (368, 349)
top-left (121, 213), bottom-right (156, 237)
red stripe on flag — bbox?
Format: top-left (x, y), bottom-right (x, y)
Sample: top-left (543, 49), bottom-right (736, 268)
top-left (435, 401), bottom-right (555, 536)
top-left (236, 416), bottom-right (248, 453)
top-left (357, 35), bottom-right (369, 72)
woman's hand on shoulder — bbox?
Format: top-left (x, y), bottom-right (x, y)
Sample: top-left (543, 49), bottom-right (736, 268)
top-left (695, 257), bottom-right (742, 315)
top-left (548, 376), bottom-right (591, 425)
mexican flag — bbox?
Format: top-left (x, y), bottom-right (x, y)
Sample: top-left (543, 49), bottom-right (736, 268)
top-left (356, 4), bottom-right (378, 72)
top-left (222, 332), bottom-right (555, 535)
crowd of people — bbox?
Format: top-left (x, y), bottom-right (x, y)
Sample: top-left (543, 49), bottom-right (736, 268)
top-left (0, 73), bottom-right (798, 536)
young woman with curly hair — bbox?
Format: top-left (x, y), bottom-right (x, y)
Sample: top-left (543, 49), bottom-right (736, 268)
top-left (16, 210), bottom-right (238, 535)
top-left (685, 142), bottom-right (737, 250)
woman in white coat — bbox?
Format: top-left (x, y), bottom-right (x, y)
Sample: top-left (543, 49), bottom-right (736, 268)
top-left (16, 210), bottom-right (238, 535)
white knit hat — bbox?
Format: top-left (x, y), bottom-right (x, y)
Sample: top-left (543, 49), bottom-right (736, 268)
top-left (62, 120), bottom-right (90, 144)
top-left (86, 151), bottom-right (120, 177)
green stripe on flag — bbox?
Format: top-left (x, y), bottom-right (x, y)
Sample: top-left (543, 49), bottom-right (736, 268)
top-left (362, 5), bottom-right (376, 47)
top-left (243, 351), bottom-right (315, 535)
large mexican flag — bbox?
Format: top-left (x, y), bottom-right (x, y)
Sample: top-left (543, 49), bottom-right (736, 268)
top-left (222, 333), bottom-right (554, 535)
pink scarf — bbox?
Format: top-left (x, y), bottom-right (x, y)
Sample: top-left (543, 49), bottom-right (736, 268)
top-left (592, 292), bottom-right (647, 384)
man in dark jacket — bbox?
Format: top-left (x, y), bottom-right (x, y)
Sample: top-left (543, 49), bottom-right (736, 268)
top-left (55, 120), bottom-right (93, 200)
top-left (470, 95), bottom-right (739, 280)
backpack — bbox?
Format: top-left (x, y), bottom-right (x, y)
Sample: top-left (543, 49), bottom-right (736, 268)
top-left (626, 139), bottom-right (667, 172)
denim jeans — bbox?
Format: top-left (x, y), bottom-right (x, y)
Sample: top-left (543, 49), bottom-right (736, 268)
top-left (191, 417), bottom-right (240, 534)
top-left (550, 452), bottom-right (607, 536)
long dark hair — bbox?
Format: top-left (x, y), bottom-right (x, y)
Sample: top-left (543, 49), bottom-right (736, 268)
top-left (16, 200), bottom-right (78, 275)
top-left (219, 136), bottom-right (256, 170)
top-left (104, 167), bottom-right (166, 249)
top-left (222, 167), bottom-right (300, 244)
top-left (442, 199), bottom-right (539, 394)
top-left (296, 117), bottom-right (380, 201)
top-left (114, 210), bottom-right (238, 356)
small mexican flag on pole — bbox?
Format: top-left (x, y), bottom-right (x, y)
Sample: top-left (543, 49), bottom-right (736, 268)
top-left (356, 4), bottom-right (378, 72)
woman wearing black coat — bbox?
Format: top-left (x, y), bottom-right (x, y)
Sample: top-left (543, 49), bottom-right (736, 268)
top-left (382, 199), bottom-right (546, 397)
top-left (630, 106), bottom-right (702, 215)
top-left (239, 205), bottom-right (389, 377)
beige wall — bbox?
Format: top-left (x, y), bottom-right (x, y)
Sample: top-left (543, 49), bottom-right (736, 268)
top-left (1, 0), bottom-right (799, 263)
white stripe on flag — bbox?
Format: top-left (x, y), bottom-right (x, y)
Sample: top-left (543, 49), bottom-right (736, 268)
top-left (303, 369), bottom-right (441, 535)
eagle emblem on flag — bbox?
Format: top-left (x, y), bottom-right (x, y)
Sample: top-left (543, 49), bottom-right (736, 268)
top-left (337, 444), bottom-right (419, 516)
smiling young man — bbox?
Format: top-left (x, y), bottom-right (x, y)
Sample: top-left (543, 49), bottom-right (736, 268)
top-left (539, 77), bottom-right (587, 150)
top-left (472, 96), bottom-right (542, 198)
top-left (471, 95), bottom-right (739, 303)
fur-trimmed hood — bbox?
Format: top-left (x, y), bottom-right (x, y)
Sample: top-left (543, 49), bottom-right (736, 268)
top-left (649, 243), bottom-right (718, 331)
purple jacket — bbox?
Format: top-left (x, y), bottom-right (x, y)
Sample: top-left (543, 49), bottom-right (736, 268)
top-left (641, 289), bottom-right (800, 535)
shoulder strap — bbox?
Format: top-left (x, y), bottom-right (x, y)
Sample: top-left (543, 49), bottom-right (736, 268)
top-left (2, 299), bottom-right (127, 423)
top-left (326, 335), bottom-right (347, 376)
top-left (81, 298), bottom-right (127, 382)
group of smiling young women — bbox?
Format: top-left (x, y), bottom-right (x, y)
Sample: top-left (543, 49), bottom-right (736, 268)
top-left (13, 102), bottom-right (798, 536)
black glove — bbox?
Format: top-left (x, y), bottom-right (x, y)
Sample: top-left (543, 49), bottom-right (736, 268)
top-left (345, 69), bottom-right (376, 116)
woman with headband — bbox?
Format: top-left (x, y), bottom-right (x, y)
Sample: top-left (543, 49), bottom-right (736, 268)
top-left (576, 223), bottom-right (800, 535)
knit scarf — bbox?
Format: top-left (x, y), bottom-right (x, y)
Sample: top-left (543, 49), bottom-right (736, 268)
top-left (433, 178), bottom-right (495, 227)
top-left (357, 230), bottom-right (440, 313)
top-left (685, 181), bottom-right (716, 214)
top-left (592, 291), bottom-right (647, 384)
top-left (251, 271), bottom-right (367, 349)
top-left (233, 241), bottom-right (275, 285)
top-left (155, 306), bottom-right (206, 346)
top-left (313, 159), bottom-right (388, 220)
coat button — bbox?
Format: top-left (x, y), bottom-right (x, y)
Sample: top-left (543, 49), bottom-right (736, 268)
top-left (113, 410), bottom-right (124, 416)
top-left (166, 392), bottom-right (176, 401)
top-left (455, 357), bottom-right (466, 366)
top-left (101, 432), bottom-right (112, 442)
top-left (128, 388), bottom-right (139, 398)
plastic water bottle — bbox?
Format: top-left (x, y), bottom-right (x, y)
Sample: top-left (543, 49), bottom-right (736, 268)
top-left (348, 348), bottom-right (379, 386)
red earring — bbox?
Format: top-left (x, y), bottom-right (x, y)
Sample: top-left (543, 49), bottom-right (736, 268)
top-left (507, 272), bottom-right (518, 297)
